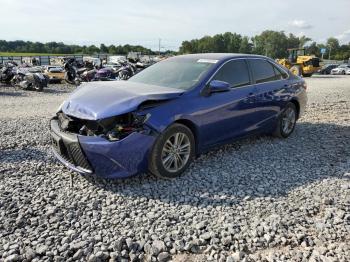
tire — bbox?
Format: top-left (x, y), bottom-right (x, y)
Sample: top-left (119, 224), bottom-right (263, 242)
top-left (10, 76), bottom-right (19, 87)
top-left (273, 103), bottom-right (297, 138)
top-left (302, 73), bottom-right (312, 77)
top-left (290, 65), bottom-right (302, 76)
top-left (149, 123), bottom-right (195, 179)
top-left (32, 82), bottom-right (44, 92)
top-left (32, 75), bottom-right (45, 92)
top-left (49, 78), bottom-right (62, 84)
top-left (64, 71), bottom-right (76, 85)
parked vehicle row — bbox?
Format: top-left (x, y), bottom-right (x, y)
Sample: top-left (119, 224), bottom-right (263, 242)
top-left (0, 56), bottom-right (155, 90)
top-left (0, 62), bottom-right (48, 91)
top-left (317, 63), bottom-right (350, 75)
top-left (330, 64), bottom-right (350, 75)
top-left (63, 57), bottom-right (150, 85)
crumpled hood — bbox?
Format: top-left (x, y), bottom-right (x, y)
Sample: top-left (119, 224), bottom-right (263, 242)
top-left (61, 81), bottom-right (184, 120)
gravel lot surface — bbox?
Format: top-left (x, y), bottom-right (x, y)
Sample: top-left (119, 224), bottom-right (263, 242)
top-left (0, 75), bottom-right (349, 262)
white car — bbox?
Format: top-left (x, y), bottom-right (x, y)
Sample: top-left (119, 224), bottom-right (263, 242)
top-left (346, 68), bottom-right (350, 75)
top-left (83, 56), bottom-right (102, 68)
top-left (331, 64), bottom-right (350, 75)
top-left (107, 56), bottom-right (127, 64)
top-left (104, 63), bottom-right (121, 69)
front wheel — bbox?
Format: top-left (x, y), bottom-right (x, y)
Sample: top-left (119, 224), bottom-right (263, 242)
top-left (273, 103), bottom-right (297, 138)
top-left (149, 123), bottom-right (195, 178)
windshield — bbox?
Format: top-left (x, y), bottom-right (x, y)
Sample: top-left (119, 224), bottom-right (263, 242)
top-left (128, 58), bottom-right (215, 90)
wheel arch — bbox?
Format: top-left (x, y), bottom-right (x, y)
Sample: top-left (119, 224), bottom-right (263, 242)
top-left (174, 119), bottom-right (199, 154)
top-left (290, 99), bottom-right (300, 119)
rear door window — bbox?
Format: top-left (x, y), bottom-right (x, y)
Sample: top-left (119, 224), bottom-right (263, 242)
top-left (249, 59), bottom-right (279, 83)
top-left (213, 59), bottom-right (250, 88)
top-left (271, 64), bottom-right (288, 80)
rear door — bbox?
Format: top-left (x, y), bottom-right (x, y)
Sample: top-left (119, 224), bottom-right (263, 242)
top-left (247, 58), bottom-right (289, 131)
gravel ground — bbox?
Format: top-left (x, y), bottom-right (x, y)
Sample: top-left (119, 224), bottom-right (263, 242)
top-left (0, 75), bottom-right (349, 262)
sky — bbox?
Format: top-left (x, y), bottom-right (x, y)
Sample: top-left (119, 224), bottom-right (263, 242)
top-left (0, 0), bottom-right (349, 51)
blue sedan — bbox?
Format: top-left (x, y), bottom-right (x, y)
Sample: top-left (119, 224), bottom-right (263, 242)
top-left (50, 53), bottom-right (307, 179)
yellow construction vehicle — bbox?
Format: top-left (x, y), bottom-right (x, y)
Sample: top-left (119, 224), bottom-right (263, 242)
top-left (276, 48), bottom-right (321, 77)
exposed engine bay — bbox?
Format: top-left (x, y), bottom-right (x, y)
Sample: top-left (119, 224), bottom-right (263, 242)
top-left (55, 111), bottom-right (150, 141)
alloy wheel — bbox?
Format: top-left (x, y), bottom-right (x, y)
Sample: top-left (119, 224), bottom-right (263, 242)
top-left (161, 132), bottom-right (191, 173)
top-left (282, 107), bottom-right (296, 134)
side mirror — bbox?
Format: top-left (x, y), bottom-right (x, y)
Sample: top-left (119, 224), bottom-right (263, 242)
top-left (209, 80), bottom-right (231, 93)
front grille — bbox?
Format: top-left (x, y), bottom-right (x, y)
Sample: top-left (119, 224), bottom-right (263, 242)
top-left (52, 135), bottom-right (92, 172)
top-left (68, 143), bottom-right (92, 170)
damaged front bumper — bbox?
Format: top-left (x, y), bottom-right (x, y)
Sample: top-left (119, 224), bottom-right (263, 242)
top-left (50, 118), bottom-right (157, 179)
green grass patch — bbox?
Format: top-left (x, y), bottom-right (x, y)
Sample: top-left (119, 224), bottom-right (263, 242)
top-left (0, 52), bottom-right (73, 57)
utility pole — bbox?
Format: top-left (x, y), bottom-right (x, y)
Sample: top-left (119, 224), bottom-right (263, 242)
top-left (328, 46), bottom-right (332, 60)
top-left (158, 38), bottom-right (161, 55)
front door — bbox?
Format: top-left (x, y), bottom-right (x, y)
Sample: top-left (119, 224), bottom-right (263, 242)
top-left (194, 59), bottom-right (259, 148)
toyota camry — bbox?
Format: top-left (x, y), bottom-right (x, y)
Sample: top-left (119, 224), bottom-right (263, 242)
top-left (50, 54), bottom-right (307, 179)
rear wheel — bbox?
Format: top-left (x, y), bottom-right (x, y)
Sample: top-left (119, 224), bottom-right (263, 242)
top-left (273, 103), bottom-right (297, 138)
top-left (149, 123), bottom-right (195, 178)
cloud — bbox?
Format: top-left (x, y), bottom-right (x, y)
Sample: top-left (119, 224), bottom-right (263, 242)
top-left (296, 31), bottom-right (306, 37)
top-left (336, 29), bottom-right (350, 42)
top-left (289, 20), bottom-right (313, 29)
top-left (1, 0), bottom-right (349, 50)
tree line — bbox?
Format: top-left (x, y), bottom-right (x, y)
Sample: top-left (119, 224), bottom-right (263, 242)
top-left (179, 31), bottom-right (350, 60)
top-left (0, 40), bottom-right (155, 55)
top-left (1, 31), bottom-right (350, 60)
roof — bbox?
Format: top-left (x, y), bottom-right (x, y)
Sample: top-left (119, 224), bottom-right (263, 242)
top-left (170, 53), bottom-right (267, 61)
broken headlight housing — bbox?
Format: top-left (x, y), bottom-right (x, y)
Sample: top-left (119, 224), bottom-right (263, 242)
top-left (56, 111), bottom-right (151, 141)
top-left (104, 113), bottom-right (151, 141)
